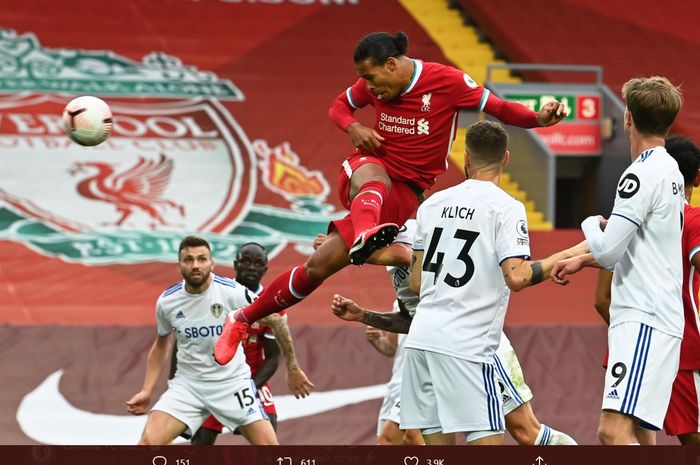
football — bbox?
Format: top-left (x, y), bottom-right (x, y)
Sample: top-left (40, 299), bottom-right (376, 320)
top-left (62, 96), bottom-right (113, 146)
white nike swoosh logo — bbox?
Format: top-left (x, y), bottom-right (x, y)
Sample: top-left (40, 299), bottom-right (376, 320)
top-left (17, 370), bottom-right (387, 445)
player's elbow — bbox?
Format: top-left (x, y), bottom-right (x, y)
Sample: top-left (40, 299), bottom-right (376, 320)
top-left (591, 250), bottom-right (620, 270)
top-left (504, 273), bottom-right (529, 292)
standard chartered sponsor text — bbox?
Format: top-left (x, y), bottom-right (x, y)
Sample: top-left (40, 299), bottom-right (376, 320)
top-left (379, 113), bottom-right (416, 134)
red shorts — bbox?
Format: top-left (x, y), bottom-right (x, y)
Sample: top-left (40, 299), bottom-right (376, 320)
top-left (257, 384), bottom-right (277, 416)
top-left (664, 369), bottom-right (700, 436)
top-left (200, 415), bottom-right (224, 433)
top-left (199, 384), bottom-right (277, 433)
top-left (330, 153), bottom-right (421, 248)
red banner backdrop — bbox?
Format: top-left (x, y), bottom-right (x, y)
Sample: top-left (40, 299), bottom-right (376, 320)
top-left (0, 0), bottom-right (625, 447)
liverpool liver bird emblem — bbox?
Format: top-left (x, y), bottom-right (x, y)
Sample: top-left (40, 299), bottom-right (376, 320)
top-left (69, 154), bottom-right (185, 228)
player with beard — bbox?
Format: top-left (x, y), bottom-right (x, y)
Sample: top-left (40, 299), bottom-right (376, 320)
top-left (126, 236), bottom-right (277, 445)
top-left (329, 220), bottom-right (577, 446)
top-left (214, 31), bottom-right (566, 365)
top-left (187, 243), bottom-right (314, 444)
top-left (167, 242), bottom-right (313, 444)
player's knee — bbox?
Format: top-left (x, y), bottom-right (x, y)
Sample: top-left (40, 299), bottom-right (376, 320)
top-left (256, 435), bottom-right (279, 445)
top-left (304, 248), bottom-right (346, 281)
top-left (138, 434), bottom-right (162, 446)
top-left (403, 429), bottom-right (425, 445)
top-left (350, 174), bottom-right (391, 199)
top-left (508, 423), bottom-right (538, 445)
top-left (378, 430), bottom-right (402, 445)
top-left (679, 432), bottom-right (700, 445)
top-left (304, 258), bottom-right (329, 282)
top-left (597, 424), bottom-right (617, 445)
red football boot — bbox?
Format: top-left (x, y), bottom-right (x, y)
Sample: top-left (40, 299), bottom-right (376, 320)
top-left (214, 311), bottom-right (249, 365)
top-left (348, 223), bottom-right (400, 265)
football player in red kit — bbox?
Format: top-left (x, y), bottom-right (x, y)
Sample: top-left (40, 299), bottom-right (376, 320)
top-left (215, 31), bottom-right (566, 365)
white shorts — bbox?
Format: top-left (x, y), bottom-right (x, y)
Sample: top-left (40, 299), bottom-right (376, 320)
top-left (400, 348), bottom-right (504, 436)
top-left (153, 375), bottom-right (267, 436)
top-left (494, 336), bottom-right (533, 416)
top-left (377, 386), bottom-right (401, 436)
top-left (602, 321), bottom-right (681, 430)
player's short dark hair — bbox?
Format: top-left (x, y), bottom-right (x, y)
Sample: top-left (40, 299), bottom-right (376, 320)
top-left (354, 32), bottom-right (408, 65)
top-left (622, 76), bottom-right (682, 137)
top-left (666, 135), bottom-right (700, 187)
top-left (236, 242), bottom-right (267, 260)
top-left (178, 236), bottom-right (211, 255)
top-left (466, 121), bottom-right (509, 166)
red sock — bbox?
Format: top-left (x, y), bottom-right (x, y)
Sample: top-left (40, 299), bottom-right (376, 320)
top-left (236, 266), bottom-right (322, 323)
top-left (350, 180), bottom-right (387, 238)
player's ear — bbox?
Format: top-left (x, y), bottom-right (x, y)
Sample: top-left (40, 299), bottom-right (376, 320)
top-left (463, 150), bottom-right (471, 179)
top-left (385, 56), bottom-right (397, 71)
top-left (503, 150), bottom-right (510, 168)
top-left (694, 170), bottom-right (700, 188)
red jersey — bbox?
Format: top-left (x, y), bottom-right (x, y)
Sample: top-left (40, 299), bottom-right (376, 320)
top-left (680, 203), bottom-right (700, 370)
top-left (330, 60), bottom-right (538, 190)
top-left (242, 309), bottom-right (287, 376)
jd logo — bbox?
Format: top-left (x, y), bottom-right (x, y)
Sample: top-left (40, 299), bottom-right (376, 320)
top-left (617, 173), bottom-right (640, 199)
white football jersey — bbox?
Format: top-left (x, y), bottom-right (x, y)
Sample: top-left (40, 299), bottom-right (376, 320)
top-left (388, 219), bottom-right (420, 317)
top-left (405, 179), bottom-right (531, 363)
top-left (607, 146), bottom-right (684, 337)
top-left (157, 273), bottom-right (254, 381)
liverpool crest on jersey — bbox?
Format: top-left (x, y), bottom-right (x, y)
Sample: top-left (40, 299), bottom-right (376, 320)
top-left (421, 93), bottom-right (432, 112)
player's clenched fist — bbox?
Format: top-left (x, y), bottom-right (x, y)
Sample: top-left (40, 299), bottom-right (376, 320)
top-left (331, 294), bottom-right (364, 322)
top-left (536, 101), bottom-right (567, 127)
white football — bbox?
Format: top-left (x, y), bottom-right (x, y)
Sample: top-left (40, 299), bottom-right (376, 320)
top-left (62, 96), bottom-right (113, 146)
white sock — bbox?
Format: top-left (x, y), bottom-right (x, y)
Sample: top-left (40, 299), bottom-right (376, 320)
top-left (534, 424), bottom-right (578, 445)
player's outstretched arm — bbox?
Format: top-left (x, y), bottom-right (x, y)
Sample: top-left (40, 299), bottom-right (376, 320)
top-left (126, 333), bottom-right (173, 415)
top-left (502, 240), bottom-right (589, 291)
top-left (483, 94), bottom-right (566, 128)
top-left (260, 314), bottom-right (315, 399)
top-left (331, 294), bottom-right (412, 334)
top-left (550, 253), bottom-right (598, 286)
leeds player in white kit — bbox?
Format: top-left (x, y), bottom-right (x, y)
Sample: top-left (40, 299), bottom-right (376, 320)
top-left (126, 236), bottom-right (278, 445)
top-left (553, 76), bottom-right (684, 445)
top-left (401, 121), bottom-right (587, 445)
top-left (331, 218), bottom-right (577, 445)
